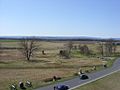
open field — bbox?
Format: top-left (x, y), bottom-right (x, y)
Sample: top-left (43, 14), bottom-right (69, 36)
top-left (74, 71), bottom-right (120, 90)
top-left (0, 41), bottom-right (108, 69)
top-left (0, 68), bottom-right (76, 90)
top-left (0, 40), bottom-right (119, 90)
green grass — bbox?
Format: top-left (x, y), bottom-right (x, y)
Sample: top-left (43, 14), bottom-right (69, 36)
top-left (93, 57), bottom-right (118, 72)
top-left (107, 57), bottom-right (118, 67)
top-left (0, 39), bottom-right (19, 42)
top-left (74, 71), bottom-right (120, 90)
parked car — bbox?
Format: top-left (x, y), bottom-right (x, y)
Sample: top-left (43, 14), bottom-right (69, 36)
top-left (54, 85), bottom-right (69, 90)
top-left (79, 74), bottom-right (89, 80)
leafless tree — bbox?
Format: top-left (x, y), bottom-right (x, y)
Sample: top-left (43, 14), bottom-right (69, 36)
top-left (104, 39), bottom-right (114, 56)
top-left (98, 42), bottom-right (104, 56)
top-left (80, 45), bottom-right (90, 55)
top-left (78, 44), bottom-right (81, 50)
top-left (19, 38), bottom-right (38, 61)
top-left (64, 41), bottom-right (73, 54)
top-left (112, 43), bottom-right (117, 54)
top-left (97, 40), bottom-right (117, 57)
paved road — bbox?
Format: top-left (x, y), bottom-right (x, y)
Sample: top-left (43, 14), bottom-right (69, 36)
top-left (35, 58), bottom-right (120, 90)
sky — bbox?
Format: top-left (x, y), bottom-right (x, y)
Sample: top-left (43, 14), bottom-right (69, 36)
top-left (0, 0), bottom-right (120, 38)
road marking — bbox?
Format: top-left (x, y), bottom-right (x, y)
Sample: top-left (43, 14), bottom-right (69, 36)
top-left (69, 68), bottom-right (120, 90)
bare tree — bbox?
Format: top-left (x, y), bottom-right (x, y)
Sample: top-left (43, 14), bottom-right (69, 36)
top-left (79, 45), bottom-right (90, 55)
top-left (64, 41), bottom-right (73, 54)
top-left (19, 38), bottom-right (38, 61)
top-left (98, 42), bottom-right (104, 56)
top-left (78, 44), bottom-right (81, 50)
top-left (104, 39), bottom-right (114, 56)
top-left (83, 45), bottom-right (90, 55)
top-left (97, 40), bottom-right (116, 57)
top-left (105, 43), bottom-right (112, 56)
top-left (112, 43), bottom-right (117, 54)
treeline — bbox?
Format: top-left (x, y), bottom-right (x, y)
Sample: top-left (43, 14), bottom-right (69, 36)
top-left (0, 37), bottom-right (120, 42)
top-left (0, 47), bottom-right (22, 49)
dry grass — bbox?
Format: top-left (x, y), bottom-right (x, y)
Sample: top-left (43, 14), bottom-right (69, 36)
top-left (0, 68), bottom-right (76, 90)
top-left (0, 42), bottom-right (104, 68)
top-left (0, 55), bottom-right (104, 69)
top-left (0, 40), bottom-right (118, 90)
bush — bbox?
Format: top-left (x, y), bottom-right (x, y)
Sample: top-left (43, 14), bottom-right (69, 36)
top-left (43, 76), bottom-right (62, 82)
top-left (43, 78), bottom-right (53, 82)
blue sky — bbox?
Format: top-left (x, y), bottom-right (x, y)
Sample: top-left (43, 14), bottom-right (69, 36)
top-left (0, 0), bottom-right (120, 38)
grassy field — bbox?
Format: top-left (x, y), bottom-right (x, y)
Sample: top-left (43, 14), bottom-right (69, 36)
top-left (0, 40), bottom-right (119, 90)
top-left (0, 68), bottom-right (77, 90)
top-left (74, 71), bottom-right (120, 90)
top-left (0, 41), bottom-right (107, 69)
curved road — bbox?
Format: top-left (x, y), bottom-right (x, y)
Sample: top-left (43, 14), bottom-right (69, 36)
top-left (35, 58), bottom-right (120, 90)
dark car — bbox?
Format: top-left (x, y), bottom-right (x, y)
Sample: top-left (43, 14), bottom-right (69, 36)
top-left (80, 74), bottom-right (89, 80)
top-left (54, 85), bottom-right (69, 90)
